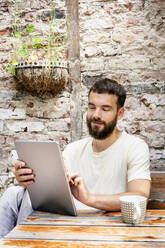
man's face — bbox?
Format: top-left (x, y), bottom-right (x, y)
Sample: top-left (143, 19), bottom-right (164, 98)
top-left (87, 92), bottom-right (120, 140)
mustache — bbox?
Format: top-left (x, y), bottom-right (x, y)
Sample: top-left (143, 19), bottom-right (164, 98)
top-left (89, 118), bottom-right (105, 124)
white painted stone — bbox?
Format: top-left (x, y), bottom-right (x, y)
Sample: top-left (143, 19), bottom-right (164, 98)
top-left (84, 46), bottom-right (98, 57)
top-left (150, 149), bottom-right (165, 160)
top-left (0, 173), bottom-right (8, 188)
top-left (125, 97), bottom-right (141, 109)
top-left (152, 107), bottom-right (165, 120)
top-left (141, 94), bottom-right (158, 109)
top-left (150, 135), bottom-right (165, 148)
top-left (158, 95), bottom-right (165, 105)
top-left (81, 31), bottom-right (110, 44)
top-left (123, 108), bottom-right (151, 122)
top-left (6, 121), bottom-right (44, 132)
top-left (0, 121), bottom-right (3, 132)
top-left (141, 121), bottom-right (165, 134)
top-left (83, 18), bottom-right (113, 30)
top-left (0, 109), bottom-right (26, 120)
top-left (8, 150), bottom-right (18, 166)
top-left (47, 119), bottom-right (70, 132)
top-left (99, 44), bottom-right (122, 56)
top-left (81, 58), bottom-right (105, 71)
top-left (0, 90), bottom-right (17, 100)
top-left (105, 55), bottom-right (150, 70)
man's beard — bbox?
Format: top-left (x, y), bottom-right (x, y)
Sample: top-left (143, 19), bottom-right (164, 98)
top-left (86, 114), bottom-right (118, 140)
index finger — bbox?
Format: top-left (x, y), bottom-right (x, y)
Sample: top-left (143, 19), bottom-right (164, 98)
top-left (69, 173), bottom-right (80, 182)
top-left (15, 160), bottom-right (26, 170)
top-left (70, 173), bottom-right (79, 179)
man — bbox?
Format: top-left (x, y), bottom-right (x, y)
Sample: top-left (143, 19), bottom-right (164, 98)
top-left (0, 78), bottom-right (151, 238)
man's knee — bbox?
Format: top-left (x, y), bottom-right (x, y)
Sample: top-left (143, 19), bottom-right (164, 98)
top-left (1, 186), bottom-right (25, 211)
top-left (0, 186), bottom-right (24, 238)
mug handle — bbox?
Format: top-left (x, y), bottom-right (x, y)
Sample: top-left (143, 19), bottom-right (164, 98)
top-left (133, 205), bottom-right (141, 222)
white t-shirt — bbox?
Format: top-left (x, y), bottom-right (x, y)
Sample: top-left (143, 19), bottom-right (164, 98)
top-left (63, 131), bottom-right (151, 196)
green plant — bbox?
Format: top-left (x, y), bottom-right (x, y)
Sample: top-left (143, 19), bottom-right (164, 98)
top-left (6, 1), bottom-right (67, 75)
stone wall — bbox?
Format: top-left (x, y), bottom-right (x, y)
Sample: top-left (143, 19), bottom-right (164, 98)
top-left (79, 0), bottom-right (165, 171)
top-left (0, 0), bottom-right (70, 192)
top-left (0, 0), bottom-right (165, 193)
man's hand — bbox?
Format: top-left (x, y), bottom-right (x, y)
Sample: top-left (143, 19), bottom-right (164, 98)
top-left (69, 173), bottom-right (90, 205)
top-left (15, 160), bottom-right (35, 187)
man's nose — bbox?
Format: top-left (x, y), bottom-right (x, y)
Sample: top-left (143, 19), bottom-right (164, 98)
top-left (93, 108), bottom-right (102, 119)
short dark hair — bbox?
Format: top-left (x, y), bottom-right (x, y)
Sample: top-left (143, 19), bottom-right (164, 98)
top-left (88, 78), bottom-right (126, 109)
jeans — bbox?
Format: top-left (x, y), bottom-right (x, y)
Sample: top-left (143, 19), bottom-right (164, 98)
top-left (0, 185), bottom-right (97, 239)
top-left (0, 186), bottom-right (33, 239)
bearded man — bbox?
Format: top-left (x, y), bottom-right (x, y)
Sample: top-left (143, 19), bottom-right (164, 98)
top-left (0, 78), bottom-right (151, 238)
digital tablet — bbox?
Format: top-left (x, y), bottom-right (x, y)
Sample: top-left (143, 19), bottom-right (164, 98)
top-left (15, 140), bottom-right (77, 216)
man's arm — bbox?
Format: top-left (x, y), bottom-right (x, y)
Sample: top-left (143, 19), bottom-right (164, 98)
top-left (69, 174), bottom-right (151, 211)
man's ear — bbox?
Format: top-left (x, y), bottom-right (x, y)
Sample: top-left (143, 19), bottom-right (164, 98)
top-left (117, 107), bottom-right (125, 121)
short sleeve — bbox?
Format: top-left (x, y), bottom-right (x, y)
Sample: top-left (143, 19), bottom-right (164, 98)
top-left (127, 139), bottom-right (151, 182)
top-left (62, 145), bottom-right (72, 175)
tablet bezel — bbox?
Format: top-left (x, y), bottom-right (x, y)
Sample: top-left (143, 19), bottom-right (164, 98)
top-left (15, 140), bottom-right (77, 216)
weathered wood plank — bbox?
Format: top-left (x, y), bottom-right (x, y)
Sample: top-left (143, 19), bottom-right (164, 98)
top-left (30, 209), bottom-right (165, 218)
top-left (1, 210), bottom-right (165, 247)
top-left (30, 210), bottom-right (113, 217)
top-left (145, 210), bottom-right (165, 216)
top-left (66, 0), bottom-right (82, 141)
top-left (6, 225), bottom-right (165, 241)
top-left (1, 239), bottom-right (165, 248)
top-left (150, 172), bottom-right (165, 193)
top-left (149, 172), bottom-right (165, 209)
top-left (23, 215), bottom-right (165, 227)
top-left (148, 199), bottom-right (165, 209)
top-left (22, 210), bottom-right (165, 227)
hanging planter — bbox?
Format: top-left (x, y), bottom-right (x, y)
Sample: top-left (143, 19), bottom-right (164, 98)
top-left (14, 60), bottom-right (69, 95)
top-left (5, 1), bottom-right (69, 96)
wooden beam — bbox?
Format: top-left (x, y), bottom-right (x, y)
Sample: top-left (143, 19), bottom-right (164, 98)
top-left (66, 0), bottom-right (82, 141)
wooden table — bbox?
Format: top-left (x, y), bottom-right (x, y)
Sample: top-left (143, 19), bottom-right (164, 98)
top-left (0, 209), bottom-right (165, 247)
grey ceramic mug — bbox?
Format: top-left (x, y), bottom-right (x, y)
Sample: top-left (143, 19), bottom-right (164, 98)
top-left (120, 195), bottom-right (147, 224)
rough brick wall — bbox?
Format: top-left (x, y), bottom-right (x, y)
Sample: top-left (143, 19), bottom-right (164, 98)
top-left (0, 0), bottom-right (164, 193)
top-left (79, 0), bottom-right (165, 171)
top-left (0, 0), bottom-right (70, 192)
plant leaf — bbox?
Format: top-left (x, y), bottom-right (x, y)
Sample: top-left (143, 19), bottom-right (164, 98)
top-left (5, 63), bottom-right (9, 72)
top-left (25, 42), bottom-right (29, 48)
top-left (12, 60), bottom-right (18, 66)
top-left (32, 37), bottom-right (43, 44)
top-left (18, 48), bottom-right (27, 56)
top-left (14, 31), bottom-right (21, 38)
top-left (32, 44), bottom-right (38, 48)
top-left (10, 65), bottom-right (16, 76)
top-left (26, 25), bottom-right (35, 34)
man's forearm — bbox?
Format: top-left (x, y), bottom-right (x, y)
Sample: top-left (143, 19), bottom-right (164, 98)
top-left (85, 191), bottom-right (145, 211)
top-left (85, 179), bottom-right (151, 211)
top-left (70, 175), bottom-right (151, 211)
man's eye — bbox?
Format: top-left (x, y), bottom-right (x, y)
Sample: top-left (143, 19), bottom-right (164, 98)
top-left (88, 105), bottom-right (95, 110)
top-left (103, 108), bottom-right (110, 111)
